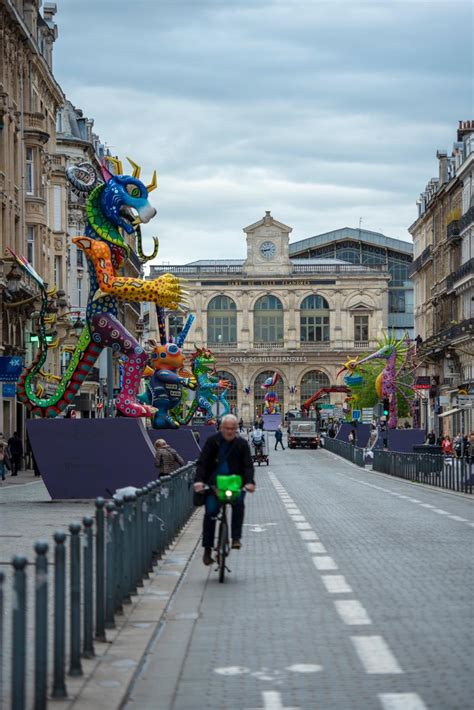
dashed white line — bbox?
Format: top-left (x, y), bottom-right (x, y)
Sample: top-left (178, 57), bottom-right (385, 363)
top-left (306, 542), bottom-right (326, 554)
top-left (351, 636), bottom-right (403, 674)
top-left (379, 692), bottom-right (427, 709)
top-left (419, 503), bottom-right (435, 509)
top-left (289, 514), bottom-right (306, 522)
top-left (449, 515), bottom-right (468, 522)
top-left (295, 522), bottom-right (311, 530)
top-left (321, 574), bottom-right (353, 594)
top-left (432, 509), bottom-right (449, 515)
top-left (312, 556), bottom-right (338, 571)
top-left (334, 599), bottom-right (371, 625)
top-left (299, 530), bottom-right (319, 541)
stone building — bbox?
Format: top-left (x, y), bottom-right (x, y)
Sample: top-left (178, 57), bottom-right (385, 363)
top-left (147, 212), bottom-right (394, 423)
top-left (0, 0), bottom-right (71, 436)
top-left (409, 120), bottom-right (474, 435)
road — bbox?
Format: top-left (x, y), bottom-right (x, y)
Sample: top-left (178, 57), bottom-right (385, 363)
top-left (125, 445), bottom-right (473, 710)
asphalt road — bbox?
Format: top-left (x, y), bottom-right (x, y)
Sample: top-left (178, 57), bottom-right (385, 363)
top-left (125, 445), bottom-right (474, 710)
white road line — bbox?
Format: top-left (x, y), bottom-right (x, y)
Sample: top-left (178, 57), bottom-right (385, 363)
top-left (432, 509), bottom-right (449, 515)
top-left (295, 522), bottom-right (311, 530)
top-left (321, 574), bottom-right (353, 594)
top-left (407, 498), bottom-right (421, 503)
top-left (419, 503), bottom-right (435, 508)
top-left (379, 692), bottom-right (427, 709)
top-left (246, 690), bottom-right (300, 710)
top-left (306, 542), bottom-right (327, 554)
top-left (299, 530), bottom-right (319, 541)
top-left (312, 556), bottom-right (338, 571)
top-left (334, 599), bottom-right (371, 625)
top-left (351, 636), bottom-right (403, 674)
top-left (449, 515), bottom-right (468, 522)
top-left (290, 515), bottom-right (306, 522)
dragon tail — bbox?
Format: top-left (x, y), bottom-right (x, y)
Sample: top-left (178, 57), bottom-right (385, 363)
top-left (174, 399), bottom-right (198, 426)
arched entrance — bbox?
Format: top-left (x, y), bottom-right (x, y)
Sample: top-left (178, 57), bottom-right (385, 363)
top-left (253, 370), bottom-right (284, 419)
top-left (299, 370), bottom-right (330, 408)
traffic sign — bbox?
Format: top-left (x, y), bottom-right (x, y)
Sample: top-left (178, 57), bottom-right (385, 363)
top-left (457, 395), bottom-right (473, 407)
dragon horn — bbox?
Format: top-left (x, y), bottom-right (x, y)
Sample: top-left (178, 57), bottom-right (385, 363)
top-left (176, 314), bottom-right (195, 348)
top-left (146, 170), bottom-right (158, 193)
top-left (127, 157), bottom-right (141, 179)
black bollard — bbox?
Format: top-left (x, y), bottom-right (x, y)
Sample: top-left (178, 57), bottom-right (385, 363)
top-left (34, 541), bottom-right (49, 710)
top-left (0, 571), bottom-right (3, 710)
top-left (52, 531), bottom-right (67, 698)
top-left (113, 498), bottom-right (124, 614)
top-left (95, 497), bottom-right (106, 641)
top-left (105, 501), bottom-right (116, 629)
top-left (135, 490), bottom-right (144, 588)
top-left (69, 523), bottom-right (83, 677)
top-left (11, 555), bottom-right (27, 710)
top-left (82, 517), bottom-right (95, 659)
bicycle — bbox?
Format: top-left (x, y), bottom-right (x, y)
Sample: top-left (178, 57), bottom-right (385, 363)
top-left (214, 474), bottom-right (243, 583)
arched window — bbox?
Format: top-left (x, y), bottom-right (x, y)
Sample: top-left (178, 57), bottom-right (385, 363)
top-left (168, 314), bottom-right (184, 342)
top-left (254, 295), bottom-right (283, 344)
top-left (299, 370), bottom-right (330, 408)
top-left (300, 295), bottom-right (330, 343)
top-left (253, 370), bottom-right (284, 418)
top-left (207, 296), bottom-right (237, 345)
top-left (216, 371), bottom-right (238, 414)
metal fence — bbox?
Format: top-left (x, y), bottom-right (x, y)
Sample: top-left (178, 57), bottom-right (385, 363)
top-left (0, 463), bottom-right (196, 710)
top-left (372, 450), bottom-right (473, 494)
top-left (323, 436), bottom-right (365, 467)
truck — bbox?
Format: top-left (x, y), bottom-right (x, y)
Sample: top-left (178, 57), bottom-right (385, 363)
top-left (288, 420), bottom-right (320, 449)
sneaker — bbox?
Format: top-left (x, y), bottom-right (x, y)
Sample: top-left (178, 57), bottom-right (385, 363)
top-left (231, 539), bottom-right (242, 550)
top-left (202, 548), bottom-right (214, 566)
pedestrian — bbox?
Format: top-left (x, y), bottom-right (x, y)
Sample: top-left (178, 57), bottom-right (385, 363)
top-left (154, 439), bottom-right (185, 476)
top-left (193, 414), bottom-right (255, 566)
top-left (258, 417), bottom-right (264, 430)
top-left (348, 428), bottom-right (356, 445)
top-left (238, 417), bottom-right (244, 433)
top-left (0, 433), bottom-right (7, 481)
top-left (426, 430), bottom-right (436, 445)
top-left (7, 431), bottom-right (23, 476)
top-left (274, 425), bottom-right (285, 451)
top-left (441, 435), bottom-right (453, 456)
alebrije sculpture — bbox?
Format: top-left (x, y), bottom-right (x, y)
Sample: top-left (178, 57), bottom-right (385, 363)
top-left (176, 347), bottom-right (231, 424)
top-left (262, 372), bottom-right (281, 414)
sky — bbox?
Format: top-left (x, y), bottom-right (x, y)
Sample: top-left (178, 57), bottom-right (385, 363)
top-left (53, 0), bottom-right (473, 264)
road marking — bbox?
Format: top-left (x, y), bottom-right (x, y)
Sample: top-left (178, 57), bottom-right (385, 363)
top-left (449, 515), bottom-right (468, 522)
top-left (321, 574), bottom-right (353, 593)
top-left (334, 599), bottom-right (372, 625)
top-left (351, 636), bottom-right (403, 674)
top-left (246, 691), bottom-right (299, 710)
top-left (419, 503), bottom-right (435, 508)
top-left (379, 693), bottom-right (427, 709)
top-left (432, 508), bottom-right (449, 515)
top-left (286, 664), bottom-right (322, 673)
top-left (215, 666), bottom-right (249, 675)
top-left (306, 542), bottom-right (326, 554)
top-left (312, 556), bottom-right (338, 571)
top-left (295, 522), bottom-right (311, 530)
top-left (289, 514), bottom-right (306, 522)
top-left (299, 530), bottom-right (319, 540)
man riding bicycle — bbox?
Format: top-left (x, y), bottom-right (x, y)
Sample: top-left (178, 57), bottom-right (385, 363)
top-left (194, 414), bottom-right (255, 566)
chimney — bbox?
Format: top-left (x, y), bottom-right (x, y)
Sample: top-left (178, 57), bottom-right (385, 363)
top-left (264, 210), bottom-right (272, 224)
top-left (436, 150), bottom-right (448, 185)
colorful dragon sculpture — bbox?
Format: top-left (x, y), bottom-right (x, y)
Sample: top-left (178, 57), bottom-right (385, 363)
top-left (14, 158), bottom-right (186, 418)
top-left (261, 372), bottom-right (281, 415)
top-left (177, 347), bottom-right (231, 425)
top-left (338, 334), bottom-right (418, 429)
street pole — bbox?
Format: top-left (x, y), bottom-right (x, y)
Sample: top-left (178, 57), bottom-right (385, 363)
top-left (106, 347), bottom-right (114, 418)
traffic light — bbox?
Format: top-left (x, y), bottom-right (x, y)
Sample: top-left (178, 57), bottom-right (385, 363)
top-left (382, 398), bottom-right (390, 417)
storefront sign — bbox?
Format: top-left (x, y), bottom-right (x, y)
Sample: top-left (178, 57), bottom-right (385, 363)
top-left (415, 376), bottom-right (431, 390)
top-left (2, 383), bottom-right (16, 398)
top-left (0, 356), bottom-right (23, 382)
top-left (229, 355), bottom-right (308, 364)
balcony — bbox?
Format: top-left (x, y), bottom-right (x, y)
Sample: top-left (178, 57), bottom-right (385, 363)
top-left (299, 341), bottom-right (331, 349)
top-left (417, 317), bottom-right (474, 356)
top-left (409, 245), bottom-right (432, 278)
top-left (459, 205), bottom-right (474, 233)
top-left (446, 258), bottom-right (473, 291)
top-left (150, 263), bottom-right (388, 277)
top-left (24, 112), bottom-right (49, 144)
top-left (253, 342), bottom-right (285, 350)
top-left (354, 341), bottom-right (370, 350)
top-left (207, 342), bottom-right (237, 350)
top-left (446, 220), bottom-right (461, 241)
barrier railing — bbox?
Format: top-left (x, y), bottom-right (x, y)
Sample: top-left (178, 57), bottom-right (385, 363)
top-left (372, 450), bottom-right (473, 494)
top-left (323, 436), bottom-right (365, 467)
top-left (1, 463), bottom-right (196, 709)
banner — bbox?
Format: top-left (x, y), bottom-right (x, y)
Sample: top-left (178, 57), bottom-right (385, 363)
top-left (0, 356), bottom-right (23, 382)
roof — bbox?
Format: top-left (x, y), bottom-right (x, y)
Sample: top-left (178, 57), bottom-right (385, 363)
top-left (185, 258), bottom-right (351, 266)
top-left (289, 227), bottom-right (413, 256)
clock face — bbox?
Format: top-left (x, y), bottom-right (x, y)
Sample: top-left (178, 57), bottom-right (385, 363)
top-left (260, 240), bottom-right (277, 260)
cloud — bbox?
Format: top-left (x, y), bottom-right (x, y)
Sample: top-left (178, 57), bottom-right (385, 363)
top-left (53, 0), bottom-right (473, 262)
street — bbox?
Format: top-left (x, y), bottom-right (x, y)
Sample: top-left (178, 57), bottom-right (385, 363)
top-left (125, 445), bottom-right (473, 710)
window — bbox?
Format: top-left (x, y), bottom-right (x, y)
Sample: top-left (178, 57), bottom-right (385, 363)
top-left (26, 147), bottom-right (34, 194)
top-left (27, 225), bottom-right (35, 267)
top-left (56, 110), bottom-right (63, 133)
top-left (354, 315), bottom-right (369, 342)
top-left (215, 371), bottom-right (238, 413)
top-left (76, 247), bottom-right (84, 268)
top-left (77, 278), bottom-right (83, 308)
top-left (253, 370), bottom-right (284, 417)
top-left (207, 295), bottom-right (237, 344)
top-left (53, 185), bottom-right (62, 231)
top-left (54, 256), bottom-right (62, 289)
top-left (168, 314), bottom-right (184, 342)
top-left (299, 370), bottom-right (330, 408)
top-left (254, 295), bottom-right (283, 344)
top-left (389, 290), bottom-right (406, 313)
top-left (300, 295), bottom-right (330, 342)
top-left (388, 258), bottom-right (409, 286)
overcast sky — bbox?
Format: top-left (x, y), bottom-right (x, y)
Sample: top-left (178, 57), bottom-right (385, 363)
top-left (53, 0), bottom-right (473, 263)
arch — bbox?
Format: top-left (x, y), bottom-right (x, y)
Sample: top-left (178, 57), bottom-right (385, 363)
top-left (253, 369), bottom-right (285, 419)
top-left (207, 295), bottom-right (237, 345)
top-left (215, 370), bottom-right (238, 414)
top-left (299, 370), bottom-right (331, 408)
top-left (300, 294), bottom-right (330, 343)
top-left (253, 295), bottom-right (284, 345)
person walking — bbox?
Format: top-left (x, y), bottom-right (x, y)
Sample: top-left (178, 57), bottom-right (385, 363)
top-left (7, 432), bottom-right (23, 476)
top-left (348, 428), bottom-right (357, 446)
top-left (194, 414), bottom-right (255, 566)
top-left (154, 439), bottom-right (185, 476)
top-left (441, 435), bottom-right (453, 456)
top-left (274, 425), bottom-right (285, 451)
top-left (0, 434), bottom-right (7, 481)
top-left (426, 430), bottom-right (436, 445)
top-left (238, 417), bottom-right (244, 433)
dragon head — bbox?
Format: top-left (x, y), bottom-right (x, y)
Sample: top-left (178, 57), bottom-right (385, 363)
top-left (191, 347), bottom-right (215, 373)
top-left (147, 339), bottom-right (185, 372)
top-left (337, 357), bottom-right (361, 378)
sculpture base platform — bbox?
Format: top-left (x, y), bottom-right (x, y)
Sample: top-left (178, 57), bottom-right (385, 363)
top-left (28, 419), bottom-right (158, 500)
top-left (374, 428), bottom-right (426, 453)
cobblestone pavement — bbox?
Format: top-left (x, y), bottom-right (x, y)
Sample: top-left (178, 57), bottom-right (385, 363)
top-left (126, 447), bottom-right (474, 710)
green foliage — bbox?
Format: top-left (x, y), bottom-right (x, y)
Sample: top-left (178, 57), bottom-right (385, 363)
top-left (350, 361), bottom-right (414, 418)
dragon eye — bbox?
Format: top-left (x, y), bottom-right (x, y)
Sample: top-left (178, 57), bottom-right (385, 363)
top-left (151, 353), bottom-right (158, 360)
top-left (160, 352), bottom-right (167, 359)
top-left (126, 184), bottom-right (141, 198)
top-left (167, 344), bottom-right (179, 355)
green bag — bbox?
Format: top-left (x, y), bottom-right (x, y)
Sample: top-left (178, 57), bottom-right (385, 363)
top-left (216, 474), bottom-right (243, 503)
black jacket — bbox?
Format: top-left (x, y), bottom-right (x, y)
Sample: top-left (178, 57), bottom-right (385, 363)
top-left (195, 433), bottom-right (255, 486)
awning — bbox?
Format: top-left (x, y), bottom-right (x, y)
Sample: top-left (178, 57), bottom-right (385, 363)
top-left (438, 407), bottom-right (462, 417)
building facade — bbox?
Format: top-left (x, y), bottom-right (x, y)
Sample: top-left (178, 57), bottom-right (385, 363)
top-left (409, 120), bottom-right (474, 435)
top-left (148, 211), bottom-right (392, 423)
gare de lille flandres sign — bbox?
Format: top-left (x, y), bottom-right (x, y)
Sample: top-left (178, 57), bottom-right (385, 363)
top-left (229, 355), bottom-right (308, 364)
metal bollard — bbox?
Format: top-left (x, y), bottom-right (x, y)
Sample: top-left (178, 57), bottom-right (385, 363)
top-left (113, 498), bottom-right (124, 613)
top-left (11, 555), bottom-right (27, 710)
top-left (69, 523), bottom-right (83, 677)
top-left (0, 571), bottom-right (3, 710)
top-left (95, 497), bottom-right (106, 641)
top-left (82, 517), bottom-right (95, 658)
top-left (145, 485), bottom-right (154, 573)
top-left (122, 495), bottom-right (133, 603)
top-left (105, 501), bottom-right (116, 629)
top-left (52, 532), bottom-right (67, 698)
top-left (141, 487), bottom-right (150, 578)
top-left (135, 490), bottom-right (144, 587)
top-left (129, 493), bottom-right (139, 593)
top-left (34, 541), bottom-right (49, 710)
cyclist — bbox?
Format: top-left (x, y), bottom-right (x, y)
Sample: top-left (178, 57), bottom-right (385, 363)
top-left (194, 414), bottom-right (255, 566)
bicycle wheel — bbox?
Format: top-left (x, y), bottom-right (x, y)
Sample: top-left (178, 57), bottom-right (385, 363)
top-left (217, 507), bottom-right (229, 583)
